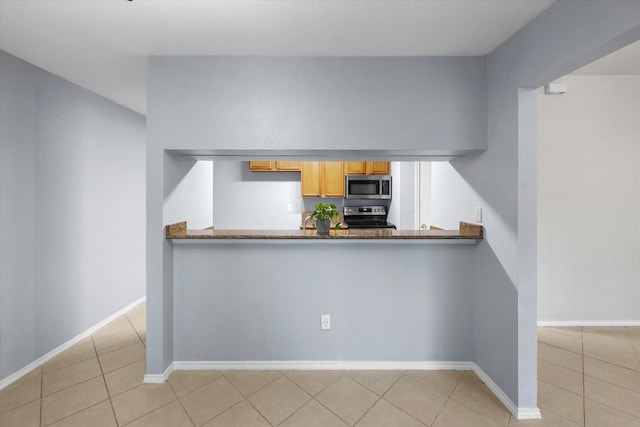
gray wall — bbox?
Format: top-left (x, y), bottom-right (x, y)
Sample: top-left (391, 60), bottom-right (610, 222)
top-left (430, 0), bottom-right (640, 409)
top-left (538, 75), bottom-right (640, 323)
top-left (164, 158), bottom-right (213, 229)
top-left (212, 162), bottom-right (303, 230)
top-left (174, 242), bottom-right (474, 362)
top-left (148, 56), bottom-right (487, 153)
top-left (0, 51), bottom-right (146, 381)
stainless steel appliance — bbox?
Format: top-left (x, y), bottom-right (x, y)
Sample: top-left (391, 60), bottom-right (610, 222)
top-left (345, 175), bottom-right (391, 200)
top-left (343, 205), bottom-right (396, 229)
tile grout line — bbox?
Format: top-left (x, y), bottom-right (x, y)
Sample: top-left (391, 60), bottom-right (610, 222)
top-left (124, 314), bottom-right (146, 349)
top-left (39, 359), bottom-right (105, 400)
top-left (40, 346), bottom-right (95, 376)
top-left (220, 370), bottom-right (283, 426)
top-left (309, 396), bottom-right (349, 426)
top-left (117, 390), bottom-right (180, 427)
top-left (630, 327), bottom-right (640, 364)
top-left (43, 400), bottom-right (112, 427)
top-left (441, 386), bottom-right (510, 426)
top-left (582, 371), bottom-right (640, 393)
top-left (106, 319), bottom-right (172, 426)
top-left (345, 372), bottom-right (390, 427)
top-left (223, 370), bottom-right (283, 400)
top-left (39, 366), bottom-right (43, 427)
top-left (537, 361), bottom-right (585, 397)
top-left (91, 334), bottom-right (120, 427)
top-left (269, 375), bottom-right (315, 427)
top-left (441, 370), bottom-right (487, 426)
top-left (539, 338), bottom-right (640, 374)
top-left (280, 371), bottom-right (346, 426)
top-left (280, 373), bottom-right (314, 425)
top-left (537, 342), bottom-right (584, 373)
top-left (538, 378), bottom-right (583, 398)
top-left (218, 398), bottom-right (268, 427)
top-left (537, 355), bottom-right (582, 374)
top-left (374, 371), bottom-right (432, 427)
top-left (581, 329), bottom-right (640, 420)
top-left (532, 402), bottom-right (583, 426)
top-left (95, 335), bottom-right (144, 359)
top-left (582, 398), bottom-right (640, 421)
top-left (581, 326), bottom-right (586, 427)
top-left (38, 339), bottom-right (115, 427)
top-left (537, 339), bottom-right (583, 356)
top-left (165, 378), bottom-right (198, 427)
top-left (293, 373), bottom-right (363, 426)
top-left (100, 354), bottom-right (147, 378)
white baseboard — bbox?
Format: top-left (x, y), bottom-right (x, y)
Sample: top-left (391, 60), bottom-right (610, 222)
top-left (0, 296), bottom-right (146, 390)
top-left (538, 320), bottom-right (640, 327)
top-left (172, 360), bottom-right (474, 371)
top-left (143, 363), bottom-right (174, 384)
top-left (473, 366), bottom-right (541, 420)
top-left (153, 359), bottom-right (535, 419)
top-left (516, 407), bottom-right (544, 420)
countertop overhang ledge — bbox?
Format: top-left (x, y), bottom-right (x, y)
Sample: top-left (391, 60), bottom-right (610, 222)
top-left (165, 221), bottom-right (483, 243)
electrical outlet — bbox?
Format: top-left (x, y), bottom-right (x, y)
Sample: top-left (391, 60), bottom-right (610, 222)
top-left (475, 207), bottom-right (483, 223)
top-left (287, 204), bottom-right (293, 212)
top-left (321, 314), bottom-right (330, 330)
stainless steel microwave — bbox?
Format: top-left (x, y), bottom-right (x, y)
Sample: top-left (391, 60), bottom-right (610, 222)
top-left (345, 175), bottom-right (392, 199)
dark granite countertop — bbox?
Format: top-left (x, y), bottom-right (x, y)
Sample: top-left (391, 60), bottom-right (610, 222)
top-left (165, 221), bottom-right (483, 241)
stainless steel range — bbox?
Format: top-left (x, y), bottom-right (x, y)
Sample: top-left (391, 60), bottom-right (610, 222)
top-left (343, 205), bottom-right (396, 229)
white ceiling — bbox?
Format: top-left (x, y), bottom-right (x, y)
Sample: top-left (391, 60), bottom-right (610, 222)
top-left (2, 1), bottom-right (638, 116)
top-left (0, 0), bottom-right (557, 114)
top-left (0, 0), bottom-right (584, 115)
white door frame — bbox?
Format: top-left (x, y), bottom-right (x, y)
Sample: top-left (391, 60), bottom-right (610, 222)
top-left (417, 161), bottom-right (431, 230)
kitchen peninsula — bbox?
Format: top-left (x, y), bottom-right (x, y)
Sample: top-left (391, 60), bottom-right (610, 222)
top-left (149, 219), bottom-right (484, 385)
top-left (165, 221), bottom-right (483, 241)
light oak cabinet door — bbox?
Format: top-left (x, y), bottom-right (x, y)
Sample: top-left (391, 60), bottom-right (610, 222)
top-left (301, 161), bottom-right (345, 198)
top-left (321, 162), bottom-right (345, 197)
top-left (301, 161), bottom-right (322, 197)
top-left (249, 161), bottom-right (301, 171)
top-left (344, 161), bottom-right (390, 175)
top-left (344, 161), bottom-right (366, 175)
top-left (368, 161), bottom-right (390, 175)
top-left (248, 161), bottom-right (275, 171)
top-left (275, 161), bottom-right (301, 171)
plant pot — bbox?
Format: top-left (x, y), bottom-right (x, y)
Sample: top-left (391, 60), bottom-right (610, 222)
top-left (316, 219), bottom-right (331, 234)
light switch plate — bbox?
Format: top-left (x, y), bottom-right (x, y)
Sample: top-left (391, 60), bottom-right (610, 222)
top-left (475, 207), bottom-right (483, 223)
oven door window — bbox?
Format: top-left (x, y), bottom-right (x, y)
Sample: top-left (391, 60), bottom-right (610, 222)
top-left (349, 181), bottom-right (380, 196)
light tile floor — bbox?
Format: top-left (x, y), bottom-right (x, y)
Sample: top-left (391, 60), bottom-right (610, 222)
top-left (1, 303), bottom-right (639, 426)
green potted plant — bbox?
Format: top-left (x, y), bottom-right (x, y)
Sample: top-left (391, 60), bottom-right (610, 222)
top-left (310, 203), bottom-right (341, 234)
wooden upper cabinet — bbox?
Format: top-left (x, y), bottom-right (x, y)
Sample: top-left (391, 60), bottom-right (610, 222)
top-left (275, 161), bottom-right (301, 171)
top-left (368, 161), bottom-right (390, 175)
top-left (249, 161), bottom-right (300, 172)
top-left (344, 161), bottom-right (390, 175)
top-left (250, 160), bottom-right (385, 175)
top-left (301, 161), bottom-right (345, 198)
top-left (248, 161), bottom-right (275, 171)
top-left (344, 161), bottom-right (367, 175)
top-left (321, 162), bottom-right (345, 197)
top-left (301, 161), bottom-right (321, 197)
